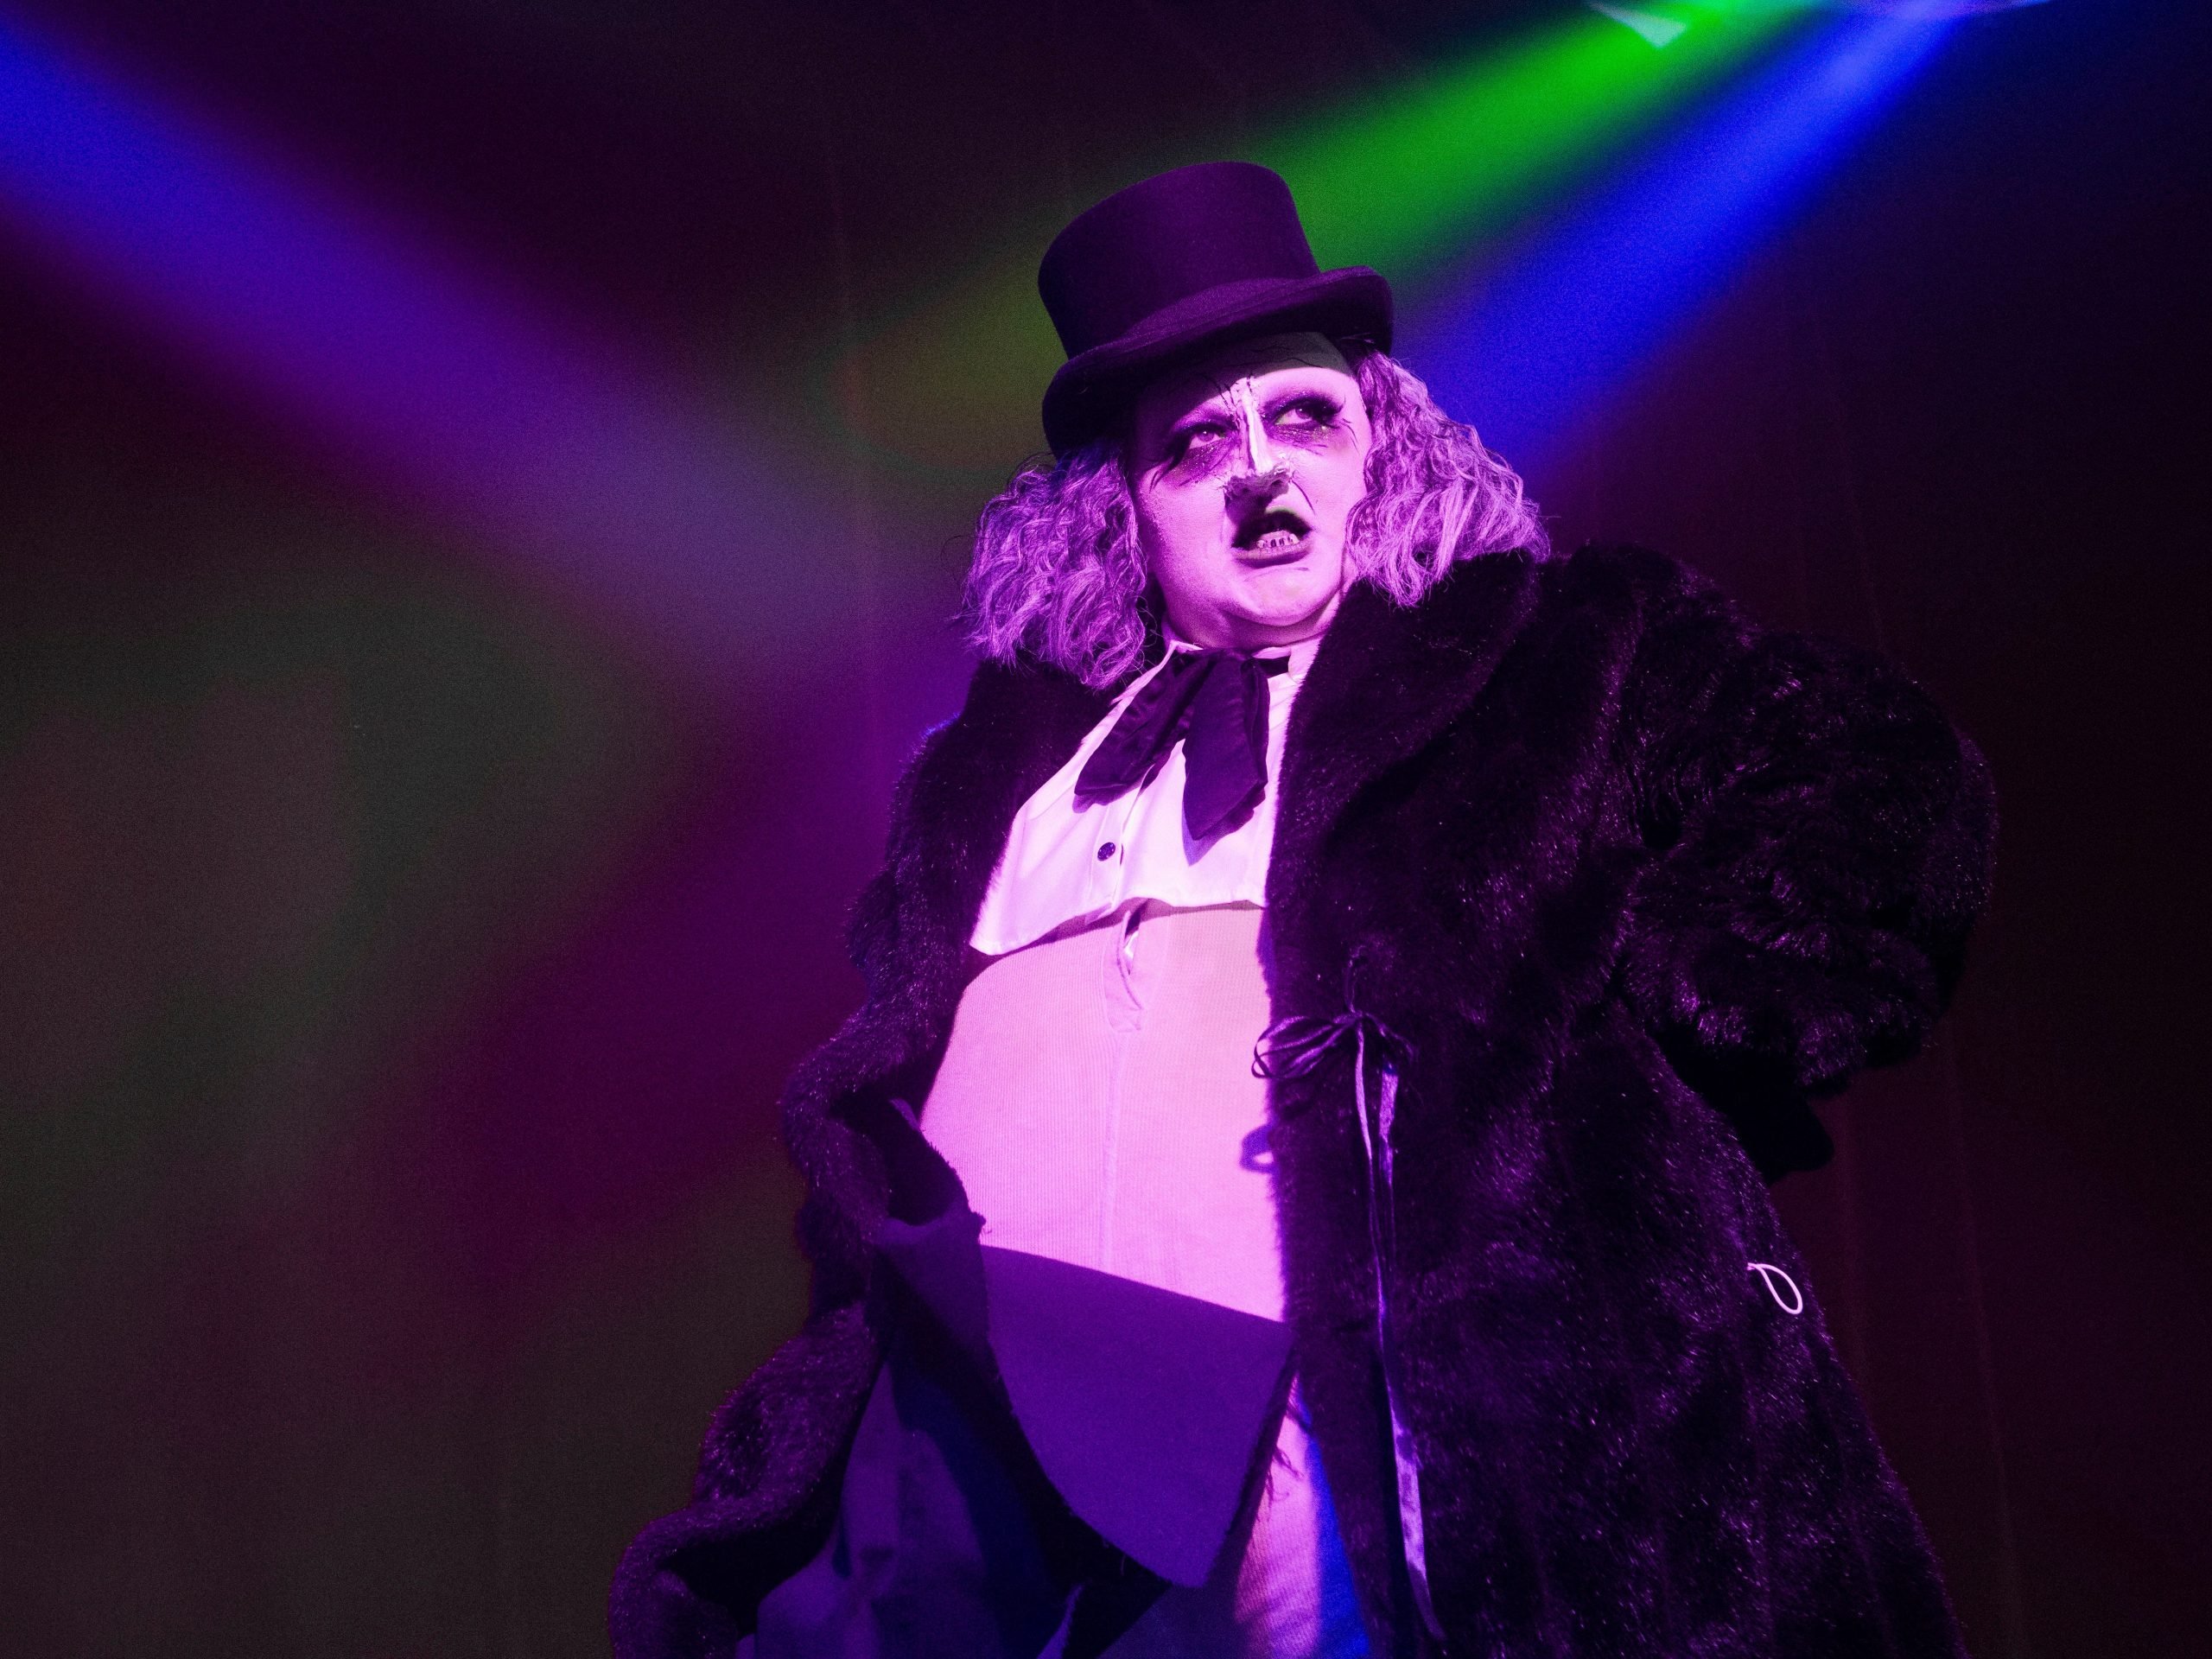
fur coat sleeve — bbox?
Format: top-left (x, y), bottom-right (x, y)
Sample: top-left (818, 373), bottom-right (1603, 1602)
top-left (1616, 556), bottom-right (1995, 1175)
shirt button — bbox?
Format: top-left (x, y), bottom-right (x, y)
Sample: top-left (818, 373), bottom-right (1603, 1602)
top-left (1097, 842), bottom-right (1117, 861)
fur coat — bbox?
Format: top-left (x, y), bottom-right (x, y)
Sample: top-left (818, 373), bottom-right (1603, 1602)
top-left (610, 543), bottom-right (1997, 1658)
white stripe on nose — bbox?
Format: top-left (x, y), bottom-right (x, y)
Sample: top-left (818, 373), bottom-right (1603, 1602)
top-left (1231, 378), bottom-right (1277, 477)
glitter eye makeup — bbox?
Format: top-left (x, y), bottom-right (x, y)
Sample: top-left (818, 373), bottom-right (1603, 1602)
top-left (1265, 394), bottom-right (1346, 444)
top-left (1159, 382), bottom-right (1345, 479)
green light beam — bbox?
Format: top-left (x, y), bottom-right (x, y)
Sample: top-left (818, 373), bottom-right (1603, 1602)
top-left (1262, 6), bottom-right (1798, 278)
top-left (816, 5), bottom-right (1801, 478)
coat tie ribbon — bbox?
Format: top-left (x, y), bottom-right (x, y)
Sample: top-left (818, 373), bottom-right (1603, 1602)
top-left (1254, 964), bottom-right (1445, 1643)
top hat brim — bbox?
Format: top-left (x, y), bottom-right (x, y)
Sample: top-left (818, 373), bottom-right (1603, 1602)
top-left (1039, 267), bottom-right (1392, 459)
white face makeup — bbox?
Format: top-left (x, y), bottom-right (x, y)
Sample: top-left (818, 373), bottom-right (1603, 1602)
top-left (1125, 331), bottom-right (1372, 652)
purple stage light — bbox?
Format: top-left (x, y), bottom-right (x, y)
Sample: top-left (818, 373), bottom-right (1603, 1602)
top-left (0, 10), bottom-right (861, 695)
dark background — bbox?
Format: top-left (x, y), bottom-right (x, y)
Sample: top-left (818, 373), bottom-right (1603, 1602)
top-left (3, 2), bottom-right (2206, 1655)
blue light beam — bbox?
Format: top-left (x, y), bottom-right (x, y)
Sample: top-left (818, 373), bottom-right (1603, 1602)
top-left (1402, 14), bottom-right (1953, 467)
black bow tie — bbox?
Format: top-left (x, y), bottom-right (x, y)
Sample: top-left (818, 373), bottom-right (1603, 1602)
top-left (1073, 648), bottom-right (1290, 843)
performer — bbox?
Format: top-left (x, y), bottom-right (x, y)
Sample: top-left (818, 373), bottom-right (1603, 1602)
top-left (613, 162), bottom-right (1993, 1658)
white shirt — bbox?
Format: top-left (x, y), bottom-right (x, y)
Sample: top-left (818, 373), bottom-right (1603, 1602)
top-left (944, 632), bottom-right (1363, 1656)
top-left (969, 634), bottom-right (1319, 957)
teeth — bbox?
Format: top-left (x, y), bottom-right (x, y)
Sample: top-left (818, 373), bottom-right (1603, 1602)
top-left (1255, 529), bottom-right (1302, 552)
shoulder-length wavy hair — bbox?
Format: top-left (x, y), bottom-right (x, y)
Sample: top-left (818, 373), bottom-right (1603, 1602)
top-left (963, 349), bottom-right (1548, 689)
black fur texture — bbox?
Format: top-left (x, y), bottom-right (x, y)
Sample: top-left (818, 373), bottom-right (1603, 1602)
top-left (611, 546), bottom-right (1996, 1658)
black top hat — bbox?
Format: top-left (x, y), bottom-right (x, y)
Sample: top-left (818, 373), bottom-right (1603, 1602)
top-left (1038, 162), bottom-right (1393, 458)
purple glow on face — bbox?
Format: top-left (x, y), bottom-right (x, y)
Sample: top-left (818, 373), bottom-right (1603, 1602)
top-left (0, 13), bottom-right (856, 690)
top-left (1402, 14), bottom-right (1952, 467)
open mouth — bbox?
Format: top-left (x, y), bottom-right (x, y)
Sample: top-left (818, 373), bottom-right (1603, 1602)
top-left (1235, 508), bottom-right (1311, 557)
